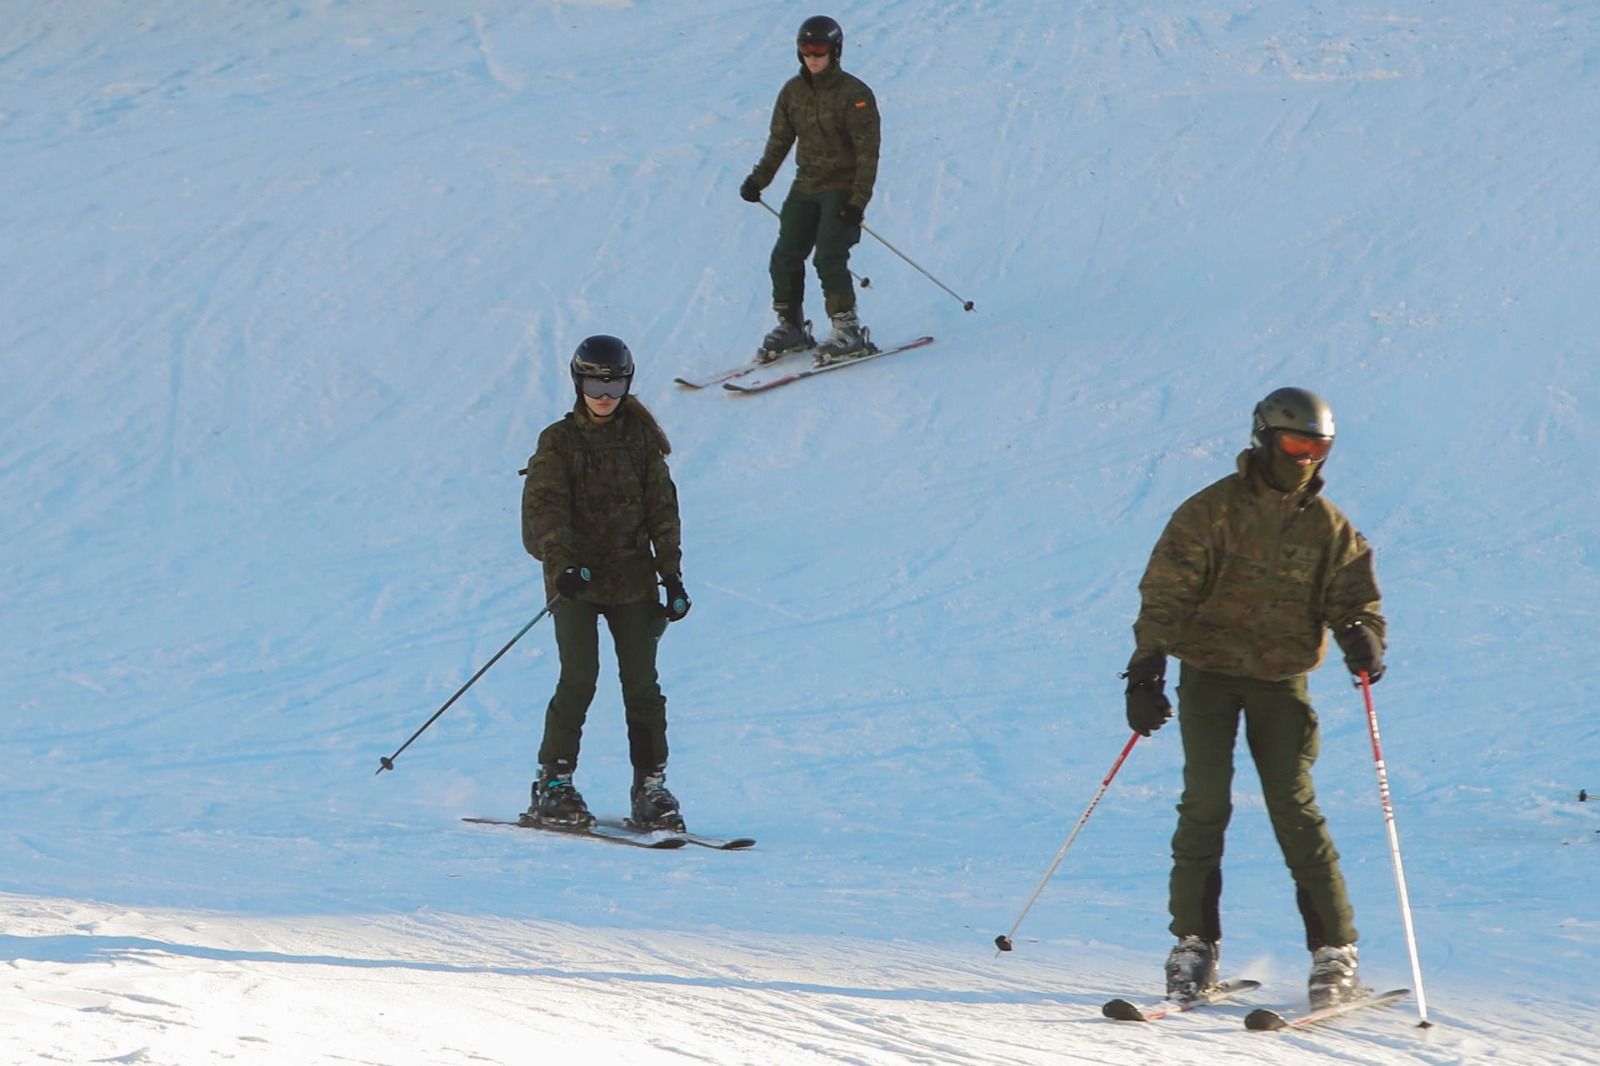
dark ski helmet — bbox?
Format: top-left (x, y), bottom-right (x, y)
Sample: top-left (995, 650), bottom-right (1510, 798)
top-left (570, 334), bottom-right (634, 399)
top-left (797, 15), bottom-right (843, 63)
top-left (1251, 386), bottom-right (1336, 459)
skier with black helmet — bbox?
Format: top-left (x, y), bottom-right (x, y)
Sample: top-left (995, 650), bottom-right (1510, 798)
top-left (740, 15), bottom-right (881, 365)
top-left (519, 335), bottom-right (691, 831)
top-left (1122, 387), bottom-right (1387, 1010)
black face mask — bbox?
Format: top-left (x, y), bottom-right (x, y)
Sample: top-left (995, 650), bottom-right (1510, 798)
top-left (1260, 447), bottom-right (1319, 493)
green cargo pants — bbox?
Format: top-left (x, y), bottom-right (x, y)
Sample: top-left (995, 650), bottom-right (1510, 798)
top-left (1168, 663), bottom-right (1358, 950)
top-left (538, 598), bottom-right (669, 772)
top-left (770, 186), bottom-right (861, 319)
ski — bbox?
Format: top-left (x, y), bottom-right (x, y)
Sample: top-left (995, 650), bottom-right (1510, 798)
top-left (594, 817), bottom-right (756, 850)
top-left (1244, 988), bottom-right (1410, 1031)
top-left (723, 336), bottom-right (935, 394)
top-left (462, 816), bottom-right (687, 849)
top-left (674, 340), bottom-right (815, 389)
top-left (1102, 978), bottom-right (1262, 1022)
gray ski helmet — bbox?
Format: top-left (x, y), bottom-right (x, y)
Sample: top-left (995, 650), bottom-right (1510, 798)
top-left (797, 15), bottom-right (843, 62)
top-left (1251, 386), bottom-right (1335, 451)
top-left (570, 334), bottom-right (634, 394)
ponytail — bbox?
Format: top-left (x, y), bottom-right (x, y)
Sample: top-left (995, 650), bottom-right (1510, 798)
top-left (622, 395), bottom-right (672, 456)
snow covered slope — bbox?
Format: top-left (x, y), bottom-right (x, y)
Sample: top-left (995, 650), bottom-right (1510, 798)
top-left (2, 2), bottom-right (1596, 1063)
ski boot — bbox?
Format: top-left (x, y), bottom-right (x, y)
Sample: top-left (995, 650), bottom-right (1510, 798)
top-left (1307, 943), bottom-right (1368, 1010)
top-left (812, 308), bottom-right (873, 366)
top-left (1164, 935), bottom-right (1220, 1002)
top-left (756, 308), bottom-right (814, 365)
top-left (522, 760), bottom-right (595, 829)
top-left (628, 766), bottom-right (686, 832)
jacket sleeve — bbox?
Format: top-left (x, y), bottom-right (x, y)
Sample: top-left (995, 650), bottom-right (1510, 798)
top-left (521, 425), bottom-right (576, 573)
top-left (846, 84), bottom-right (881, 209)
top-left (750, 85), bottom-right (797, 189)
top-left (643, 450), bottom-right (683, 581)
top-left (1133, 498), bottom-right (1212, 655)
top-left (1322, 526), bottom-right (1386, 644)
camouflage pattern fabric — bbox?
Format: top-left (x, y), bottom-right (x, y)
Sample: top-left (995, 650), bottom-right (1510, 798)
top-left (1134, 451), bottom-right (1385, 681)
top-left (522, 399), bottom-right (682, 607)
top-left (749, 63), bottom-right (880, 210)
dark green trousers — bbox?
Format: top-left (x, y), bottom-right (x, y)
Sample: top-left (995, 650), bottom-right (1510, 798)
top-left (1168, 663), bottom-right (1358, 949)
top-left (770, 187), bottom-right (861, 318)
top-left (538, 599), bottom-right (669, 772)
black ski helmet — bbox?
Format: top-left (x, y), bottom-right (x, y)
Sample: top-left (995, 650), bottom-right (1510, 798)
top-left (1251, 386), bottom-right (1335, 452)
top-left (797, 15), bottom-right (843, 63)
top-left (570, 334), bottom-right (634, 396)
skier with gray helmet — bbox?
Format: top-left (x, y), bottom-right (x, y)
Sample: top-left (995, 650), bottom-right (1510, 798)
top-left (740, 15), bottom-right (881, 366)
top-left (520, 335), bottom-right (691, 832)
top-left (1124, 387), bottom-right (1387, 1010)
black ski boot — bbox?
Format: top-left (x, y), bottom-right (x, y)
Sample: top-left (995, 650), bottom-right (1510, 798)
top-left (628, 766), bottom-right (685, 832)
top-left (523, 760), bottom-right (595, 829)
top-left (1165, 935), bottom-right (1220, 1002)
top-left (757, 307), bottom-right (814, 364)
top-left (1307, 943), bottom-right (1368, 1009)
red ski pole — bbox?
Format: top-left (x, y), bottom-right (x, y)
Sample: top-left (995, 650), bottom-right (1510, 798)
top-left (1359, 671), bottom-right (1432, 1027)
top-left (995, 731), bottom-right (1140, 953)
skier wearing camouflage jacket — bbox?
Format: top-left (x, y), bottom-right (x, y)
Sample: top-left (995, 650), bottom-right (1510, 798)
top-left (1123, 387), bottom-right (1388, 1011)
top-left (520, 335), bottom-right (690, 834)
top-left (740, 15), bottom-right (881, 364)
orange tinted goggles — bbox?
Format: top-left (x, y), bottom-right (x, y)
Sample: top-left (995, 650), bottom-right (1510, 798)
top-left (1277, 431), bottom-right (1334, 461)
top-left (799, 42), bottom-right (831, 57)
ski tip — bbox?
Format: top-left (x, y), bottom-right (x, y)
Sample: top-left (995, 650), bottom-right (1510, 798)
top-left (1101, 999), bottom-right (1148, 1022)
top-left (1244, 1008), bottom-right (1289, 1032)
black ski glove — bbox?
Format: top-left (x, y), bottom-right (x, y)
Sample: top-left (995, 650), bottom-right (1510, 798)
top-left (839, 202), bottom-right (864, 226)
top-left (739, 175), bottom-right (763, 203)
top-left (662, 574), bottom-right (691, 622)
top-left (1122, 650), bottom-right (1173, 736)
top-left (1334, 621), bottom-right (1385, 685)
top-left (555, 565), bottom-right (591, 599)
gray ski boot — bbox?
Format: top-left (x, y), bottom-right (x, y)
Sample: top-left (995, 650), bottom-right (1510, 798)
top-left (1307, 943), bottom-right (1369, 1009)
top-left (628, 766), bottom-right (686, 832)
top-left (1164, 935), bottom-right (1220, 1002)
top-left (522, 760), bottom-right (595, 829)
top-left (757, 308), bottom-right (814, 364)
top-left (812, 308), bottom-right (873, 365)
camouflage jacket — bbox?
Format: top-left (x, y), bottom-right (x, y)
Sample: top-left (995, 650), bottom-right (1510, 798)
top-left (1133, 451), bottom-right (1385, 681)
top-left (521, 400), bottom-right (682, 606)
top-left (750, 63), bottom-right (880, 208)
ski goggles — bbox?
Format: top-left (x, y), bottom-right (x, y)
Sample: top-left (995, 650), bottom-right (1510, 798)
top-left (579, 375), bottom-right (630, 400)
top-left (1276, 430), bottom-right (1334, 461)
top-left (799, 42), bottom-right (832, 57)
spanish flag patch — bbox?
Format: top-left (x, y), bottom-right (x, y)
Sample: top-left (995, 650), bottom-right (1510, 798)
top-left (854, 99), bottom-right (868, 109)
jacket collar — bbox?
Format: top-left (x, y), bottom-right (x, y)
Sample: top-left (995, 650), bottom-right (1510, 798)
top-left (800, 62), bottom-right (844, 88)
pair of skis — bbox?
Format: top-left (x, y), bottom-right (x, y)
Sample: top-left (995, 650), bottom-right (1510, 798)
top-left (674, 336), bottom-right (935, 394)
top-left (1102, 977), bottom-right (1410, 1031)
top-left (462, 816), bottom-right (755, 851)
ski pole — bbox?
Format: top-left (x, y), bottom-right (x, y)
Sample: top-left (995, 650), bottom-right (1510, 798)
top-left (757, 198), bottom-right (869, 288)
top-left (1358, 671), bottom-right (1432, 1027)
top-left (375, 593), bottom-right (562, 775)
top-left (995, 731), bottom-right (1141, 953)
top-left (860, 222), bottom-right (975, 312)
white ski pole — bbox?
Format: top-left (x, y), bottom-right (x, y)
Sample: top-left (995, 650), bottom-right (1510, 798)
top-left (995, 732), bottom-right (1140, 953)
top-left (1358, 671), bottom-right (1432, 1027)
